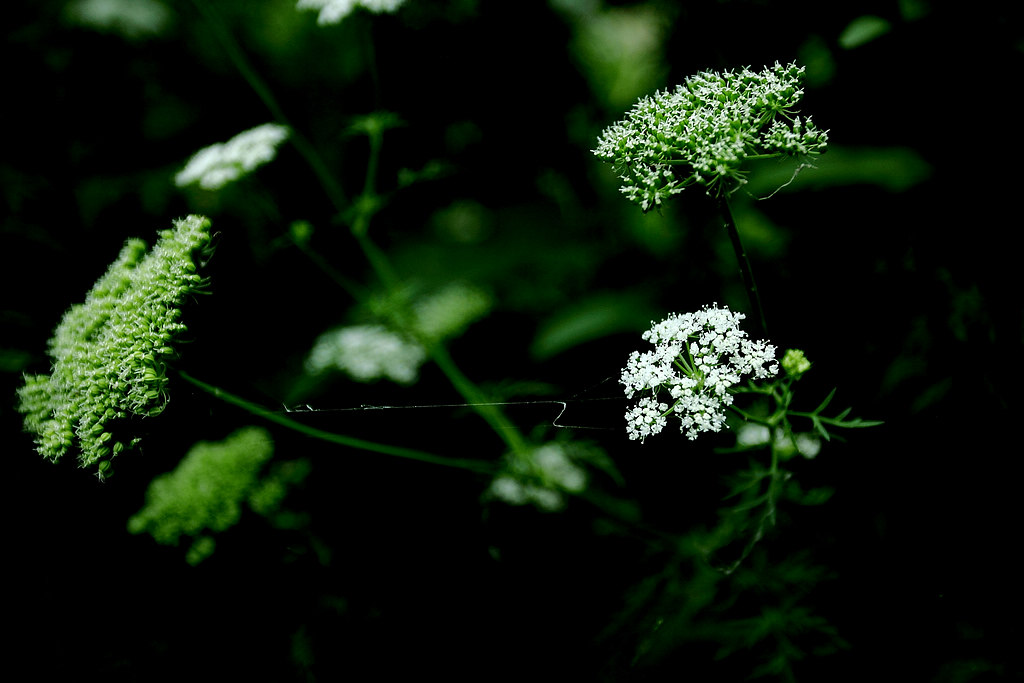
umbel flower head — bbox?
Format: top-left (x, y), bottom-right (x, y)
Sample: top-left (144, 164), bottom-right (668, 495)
top-left (593, 61), bottom-right (828, 210)
top-left (17, 215), bottom-right (212, 474)
top-left (175, 123), bottom-right (289, 191)
top-left (621, 305), bottom-right (778, 442)
top-left (306, 324), bottom-right (427, 384)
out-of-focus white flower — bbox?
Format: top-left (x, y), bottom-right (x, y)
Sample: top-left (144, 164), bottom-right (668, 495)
top-left (487, 443), bottom-right (589, 512)
top-left (306, 324), bottom-right (426, 384)
top-left (175, 123), bottom-right (289, 191)
top-left (622, 304), bottom-right (778, 442)
top-left (735, 422), bottom-right (771, 448)
top-left (65, 0), bottom-right (172, 40)
top-left (297, 0), bottom-right (406, 26)
top-left (412, 282), bottom-right (491, 342)
top-left (794, 432), bottom-right (822, 459)
top-left (771, 428), bottom-right (823, 459)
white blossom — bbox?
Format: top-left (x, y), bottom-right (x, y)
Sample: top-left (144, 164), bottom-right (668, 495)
top-left (175, 123), bottom-right (289, 191)
top-left (297, 0), bottom-right (406, 26)
top-left (621, 304), bottom-right (778, 442)
top-left (594, 62), bottom-right (828, 209)
top-left (306, 324), bottom-right (426, 384)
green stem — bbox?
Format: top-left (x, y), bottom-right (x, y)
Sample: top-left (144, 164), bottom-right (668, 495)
top-left (349, 129), bottom-right (530, 457)
top-left (190, 0), bottom-right (347, 213)
top-left (196, 3), bottom-right (530, 460)
top-left (352, 225), bottom-right (529, 455)
top-left (427, 343), bottom-right (531, 454)
top-left (291, 234), bottom-right (366, 300)
top-left (179, 371), bottom-right (493, 473)
top-left (716, 195), bottom-right (768, 336)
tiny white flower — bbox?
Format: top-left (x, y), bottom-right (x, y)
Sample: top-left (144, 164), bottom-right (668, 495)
top-left (526, 486), bottom-right (565, 512)
top-left (621, 304), bottom-right (778, 442)
top-left (176, 123), bottom-right (289, 191)
top-left (489, 476), bottom-right (528, 505)
top-left (795, 433), bottom-right (822, 459)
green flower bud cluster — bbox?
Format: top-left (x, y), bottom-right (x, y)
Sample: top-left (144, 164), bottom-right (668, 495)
top-left (127, 426), bottom-right (285, 565)
top-left (781, 348), bottom-right (812, 378)
top-left (17, 215), bottom-right (212, 473)
top-left (593, 61), bottom-right (828, 210)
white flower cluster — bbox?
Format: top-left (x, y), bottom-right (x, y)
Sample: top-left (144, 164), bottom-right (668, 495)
top-left (306, 324), bottom-right (426, 384)
top-left (175, 123), bottom-right (289, 191)
top-left (297, 0), bottom-right (405, 26)
top-left (488, 443), bottom-right (588, 512)
top-left (621, 305), bottom-right (779, 442)
top-left (593, 62), bottom-right (828, 210)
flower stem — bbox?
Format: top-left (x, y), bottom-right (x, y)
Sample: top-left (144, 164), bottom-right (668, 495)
top-left (350, 123), bottom-right (531, 457)
top-left (179, 371), bottom-right (494, 473)
top-left (717, 196), bottom-right (768, 336)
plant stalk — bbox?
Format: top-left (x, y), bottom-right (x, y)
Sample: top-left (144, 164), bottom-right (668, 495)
top-left (179, 371), bottom-right (493, 473)
top-left (717, 196), bottom-right (768, 336)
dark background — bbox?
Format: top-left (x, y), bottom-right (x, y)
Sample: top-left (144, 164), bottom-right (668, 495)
top-left (3, 0), bottom-right (1022, 680)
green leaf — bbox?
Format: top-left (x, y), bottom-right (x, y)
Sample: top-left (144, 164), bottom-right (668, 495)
top-left (531, 291), bottom-right (659, 360)
top-left (745, 146), bottom-right (931, 195)
top-left (838, 15), bottom-right (892, 49)
top-left (813, 388), bottom-right (838, 415)
top-left (811, 415), bottom-right (831, 442)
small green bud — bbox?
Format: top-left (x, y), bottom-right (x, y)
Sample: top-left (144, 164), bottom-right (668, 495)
top-left (781, 349), bottom-right (812, 377)
top-left (290, 220), bottom-right (314, 246)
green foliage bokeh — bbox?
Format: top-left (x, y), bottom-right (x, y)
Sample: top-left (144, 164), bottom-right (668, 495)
top-left (2, 0), bottom-right (1022, 681)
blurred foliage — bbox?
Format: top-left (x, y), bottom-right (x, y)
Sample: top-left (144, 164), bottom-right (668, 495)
top-left (3, 0), bottom-right (1023, 680)
top-left (838, 15), bottom-right (892, 49)
top-left (127, 426), bottom-right (307, 565)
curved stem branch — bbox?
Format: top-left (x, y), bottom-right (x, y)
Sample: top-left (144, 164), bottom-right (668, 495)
top-left (179, 371), bottom-right (493, 473)
top-left (349, 126), bottom-right (530, 458)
